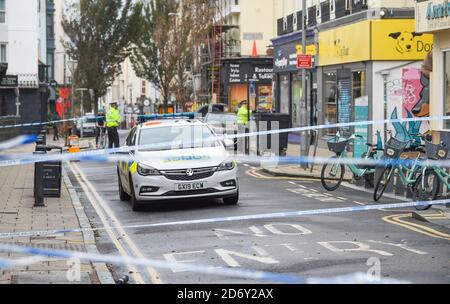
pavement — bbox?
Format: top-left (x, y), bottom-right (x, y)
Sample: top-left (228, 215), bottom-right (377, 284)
top-left (0, 136), bottom-right (114, 284)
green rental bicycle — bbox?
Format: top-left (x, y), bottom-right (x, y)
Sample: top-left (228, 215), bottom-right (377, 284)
top-left (321, 131), bottom-right (382, 191)
top-left (373, 136), bottom-right (423, 202)
top-left (413, 140), bottom-right (449, 211)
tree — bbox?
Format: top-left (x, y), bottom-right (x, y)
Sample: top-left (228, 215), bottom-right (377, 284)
top-left (130, 0), bottom-right (210, 113)
top-left (62, 0), bottom-right (142, 113)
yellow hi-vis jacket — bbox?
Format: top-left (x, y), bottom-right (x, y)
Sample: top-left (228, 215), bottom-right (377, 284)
top-left (237, 105), bottom-right (252, 125)
top-left (106, 107), bottom-right (121, 128)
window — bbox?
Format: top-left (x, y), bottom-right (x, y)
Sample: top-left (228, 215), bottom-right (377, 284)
top-left (46, 13), bottom-right (54, 38)
top-left (0, 43), bottom-right (6, 63)
top-left (445, 51), bottom-right (450, 129)
top-left (279, 74), bottom-right (290, 114)
top-left (0, 0), bottom-right (5, 23)
top-left (324, 72), bottom-right (337, 135)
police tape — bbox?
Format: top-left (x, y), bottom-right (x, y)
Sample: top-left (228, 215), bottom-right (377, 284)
top-left (0, 135), bottom-right (37, 151)
top-left (0, 118), bottom-right (78, 129)
top-left (0, 114), bottom-right (449, 168)
top-left (0, 198), bottom-right (448, 240)
top-left (0, 243), bottom-right (408, 284)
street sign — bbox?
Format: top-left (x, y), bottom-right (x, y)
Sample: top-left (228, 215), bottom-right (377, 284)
top-left (297, 54), bottom-right (313, 69)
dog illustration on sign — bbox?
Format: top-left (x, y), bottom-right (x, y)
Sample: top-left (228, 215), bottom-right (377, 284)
top-left (388, 31), bottom-right (423, 54)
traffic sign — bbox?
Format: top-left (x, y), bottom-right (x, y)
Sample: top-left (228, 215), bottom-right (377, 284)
top-left (297, 54), bottom-right (313, 69)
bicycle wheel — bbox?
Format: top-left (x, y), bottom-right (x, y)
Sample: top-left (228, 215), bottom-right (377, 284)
top-left (321, 156), bottom-right (345, 191)
top-left (373, 165), bottom-right (394, 201)
top-left (413, 170), bottom-right (440, 211)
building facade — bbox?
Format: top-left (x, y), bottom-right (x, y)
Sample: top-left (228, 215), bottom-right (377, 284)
top-left (0, 0), bottom-right (49, 136)
top-left (200, 0), bottom-right (277, 112)
top-left (273, 0), bottom-right (433, 155)
top-left (415, 0), bottom-right (450, 144)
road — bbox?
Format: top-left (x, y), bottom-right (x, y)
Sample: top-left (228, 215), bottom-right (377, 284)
top-left (67, 131), bottom-right (450, 284)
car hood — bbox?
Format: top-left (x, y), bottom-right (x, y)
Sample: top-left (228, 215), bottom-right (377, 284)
top-left (134, 145), bottom-right (229, 170)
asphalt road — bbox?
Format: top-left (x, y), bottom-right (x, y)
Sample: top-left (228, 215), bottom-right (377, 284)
top-left (67, 131), bottom-right (450, 284)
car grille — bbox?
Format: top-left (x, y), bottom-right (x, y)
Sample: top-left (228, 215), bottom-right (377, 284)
top-left (161, 167), bottom-right (217, 181)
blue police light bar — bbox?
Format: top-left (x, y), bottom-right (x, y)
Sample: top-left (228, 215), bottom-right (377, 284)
top-left (138, 112), bottom-right (197, 123)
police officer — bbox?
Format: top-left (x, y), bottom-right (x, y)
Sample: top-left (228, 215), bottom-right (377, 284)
top-left (106, 101), bottom-right (121, 148)
top-left (237, 100), bottom-right (252, 126)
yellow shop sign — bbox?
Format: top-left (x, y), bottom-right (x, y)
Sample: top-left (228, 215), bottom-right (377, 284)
top-left (318, 20), bottom-right (371, 66)
top-left (372, 19), bottom-right (434, 60)
top-left (296, 44), bottom-right (317, 55)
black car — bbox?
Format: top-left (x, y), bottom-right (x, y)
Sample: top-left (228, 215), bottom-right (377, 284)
top-left (196, 103), bottom-right (228, 117)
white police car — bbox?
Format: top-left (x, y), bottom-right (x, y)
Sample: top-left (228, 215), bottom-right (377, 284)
top-left (117, 119), bottom-right (239, 211)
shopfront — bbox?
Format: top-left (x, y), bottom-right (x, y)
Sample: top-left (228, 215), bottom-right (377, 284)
top-left (220, 58), bottom-right (273, 113)
top-left (318, 19), bottom-right (434, 153)
top-left (272, 31), bottom-right (318, 128)
top-left (415, 0), bottom-right (450, 142)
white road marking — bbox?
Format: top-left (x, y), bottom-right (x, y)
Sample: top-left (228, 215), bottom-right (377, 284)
top-left (69, 162), bottom-right (162, 284)
top-left (317, 241), bottom-right (393, 256)
top-left (264, 223), bottom-right (312, 236)
top-left (367, 240), bottom-right (428, 255)
top-left (215, 246), bottom-right (279, 267)
top-left (353, 201), bottom-right (365, 206)
top-left (163, 250), bottom-right (207, 273)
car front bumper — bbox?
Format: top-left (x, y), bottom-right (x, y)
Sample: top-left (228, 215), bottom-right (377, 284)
top-left (131, 168), bottom-right (238, 201)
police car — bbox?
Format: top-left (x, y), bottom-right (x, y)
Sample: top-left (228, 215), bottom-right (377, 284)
top-left (117, 119), bottom-right (239, 211)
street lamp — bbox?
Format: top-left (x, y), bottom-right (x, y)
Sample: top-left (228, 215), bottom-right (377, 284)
top-left (67, 60), bottom-right (78, 142)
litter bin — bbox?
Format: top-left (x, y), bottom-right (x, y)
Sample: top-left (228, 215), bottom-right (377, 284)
top-left (253, 113), bottom-right (291, 156)
top-left (33, 145), bottom-right (63, 207)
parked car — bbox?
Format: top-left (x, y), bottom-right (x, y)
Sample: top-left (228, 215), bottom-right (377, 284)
top-left (196, 103), bottom-right (228, 118)
top-left (75, 113), bottom-right (97, 137)
top-left (117, 119), bottom-right (239, 211)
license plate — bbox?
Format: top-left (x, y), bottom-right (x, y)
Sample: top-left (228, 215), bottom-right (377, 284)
top-left (175, 182), bottom-right (207, 191)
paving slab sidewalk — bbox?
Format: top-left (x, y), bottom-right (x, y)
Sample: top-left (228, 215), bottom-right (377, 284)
top-left (0, 139), bottom-right (114, 284)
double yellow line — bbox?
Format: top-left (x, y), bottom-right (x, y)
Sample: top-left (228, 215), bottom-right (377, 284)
top-left (383, 213), bottom-right (450, 241)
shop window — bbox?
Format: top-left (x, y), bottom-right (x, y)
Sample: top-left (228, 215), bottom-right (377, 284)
top-left (292, 74), bottom-right (303, 125)
top-left (445, 51), bottom-right (450, 129)
top-left (280, 74), bottom-right (290, 114)
top-left (324, 72), bottom-right (337, 135)
top-left (257, 85), bottom-right (272, 112)
top-left (229, 83), bottom-right (247, 112)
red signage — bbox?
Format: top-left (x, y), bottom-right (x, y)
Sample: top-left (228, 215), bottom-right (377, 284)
top-left (297, 54), bottom-right (313, 69)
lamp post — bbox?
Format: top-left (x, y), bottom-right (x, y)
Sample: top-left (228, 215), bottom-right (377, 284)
top-left (67, 60), bottom-right (78, 144)
top-left (299, 0), bottom-right (308, 169)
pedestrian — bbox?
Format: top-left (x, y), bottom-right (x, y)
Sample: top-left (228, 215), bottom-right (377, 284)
top-left (106, 101), bottom-right (121, 148)
top-left (95, 108), bottom-right (106, 148)
top-left (52, 113), bottom-right (60, 141)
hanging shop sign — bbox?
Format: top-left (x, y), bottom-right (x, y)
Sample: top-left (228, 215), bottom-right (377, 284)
top-left (318, 21), bottom-right (371, 66)
top-left (416, 0), bottom-right (450, 33)
top-left (372, 19), bottom-right (434, 60)
top-left (226, 63), bottom-right (273, 84)
top-left (0, 75), bottom-right (18, 87)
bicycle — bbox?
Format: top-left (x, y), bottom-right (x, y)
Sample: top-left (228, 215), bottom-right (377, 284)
top-left (321, 131), bottom-right (382, 191)
top-left (373, 134), bottom-right (424, 202)
top-left (413, 140), bottom-right (449, 211)
top-left (97, 127), bottom-right (107, 149)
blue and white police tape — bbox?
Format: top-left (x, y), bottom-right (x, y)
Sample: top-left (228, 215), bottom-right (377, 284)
top-left (0, 198), bottom-right (448, 240)
top-left (0, 118), bottom-right (78, 129)
top-left (0, 135), bottom-right (37, 151)
top-left (0, 114), bottom-right (449, 167)
top-left (0, 243), bottom-right (408, 284)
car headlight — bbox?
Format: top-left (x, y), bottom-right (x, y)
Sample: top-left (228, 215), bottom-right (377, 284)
top-left (217, 160), bottom-right (236, 171)
top-left (137, 163), bottom-right (160, 176)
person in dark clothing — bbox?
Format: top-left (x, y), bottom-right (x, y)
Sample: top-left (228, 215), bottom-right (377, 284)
top-left (95, 109), bottom-right (106, 147)
top-left (52, 113), bottom-right (60, 141)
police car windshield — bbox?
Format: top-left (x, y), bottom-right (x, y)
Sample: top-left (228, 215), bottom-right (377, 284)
top-left (138, 125), bottom-right (221, 151)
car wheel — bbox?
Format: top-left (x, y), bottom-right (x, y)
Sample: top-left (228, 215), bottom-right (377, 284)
top-left (223, 190), bottom-right (239, 205)
top-left (118, 169), bottom-right (130, 201)
top-left (129, 174), bottom-right (141, 211)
